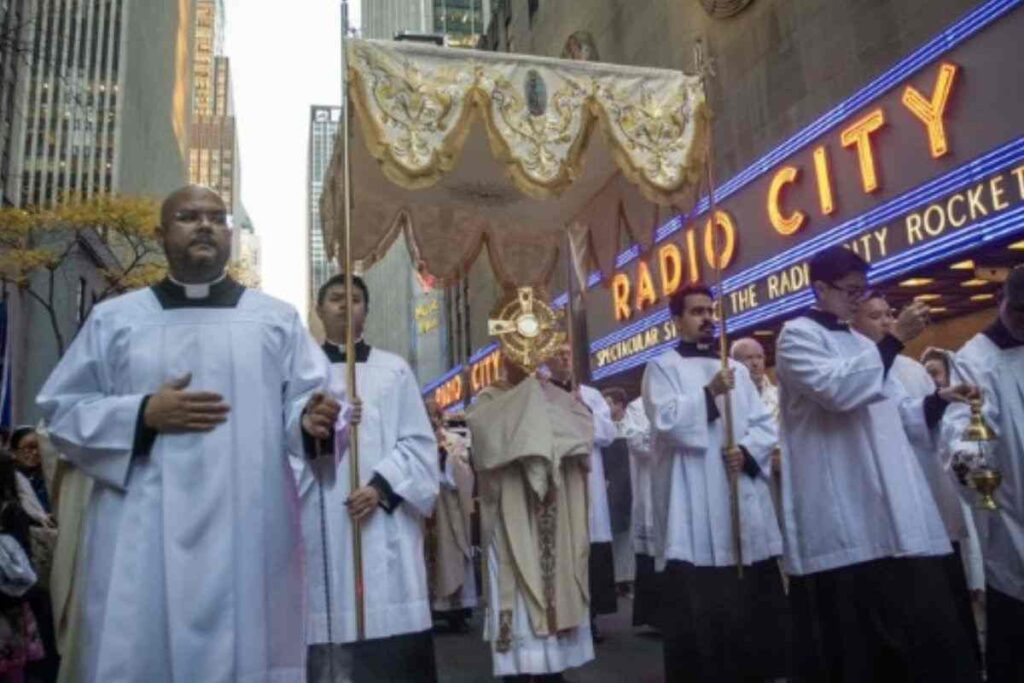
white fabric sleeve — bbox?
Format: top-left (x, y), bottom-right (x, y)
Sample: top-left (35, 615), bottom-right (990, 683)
top-left (959, 498), bottom-right (986, 592)
top-left (371, 364), bottom-right (440, 518)
top-left (776, 324), bottom-right (889, 413)
top-left (15, 472), bottom-right (49, 524)
top-left (641, 362), bottom-right (710, 452)
top-left (36, 310), bottom-right (146, 491)
top-left (581, 387), bottom-right (616, 448)
top-left (622, 400), bottom-right (654, 461)
top-left (736, 367), bottom-right (778, 478)
top-left (283, 312), bottom-right (332, 459)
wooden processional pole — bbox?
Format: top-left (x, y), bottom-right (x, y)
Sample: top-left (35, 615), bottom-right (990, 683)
top-left (341, 34), bottom-right (366, 640)
top-left (695, 40), bottom-right (743, 579)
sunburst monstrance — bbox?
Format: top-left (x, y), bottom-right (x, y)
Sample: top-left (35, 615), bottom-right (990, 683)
top-left (487, 287), bottom-right (565, 372)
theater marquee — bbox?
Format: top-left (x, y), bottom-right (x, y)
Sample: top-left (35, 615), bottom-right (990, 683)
top-left (584, 0), bottom-right (1024, 380)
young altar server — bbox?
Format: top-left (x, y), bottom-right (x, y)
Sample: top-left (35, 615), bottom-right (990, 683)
top-left (467, 356), bottom-right (595, 681)
top-left (776, 246), bottom-right (979, 682)
top-left (546, 343), bottom-right (618, 639)
top-left (641, 283), bottom-right (790, 682)
top-left (853, 292), bottom-right (982, 663)
top-left (298, 274), bottom-right (440, 682)
top-left (36, 186), bottom-right (341, 682)
top-left (944, 265), bottom-right (1024, 683)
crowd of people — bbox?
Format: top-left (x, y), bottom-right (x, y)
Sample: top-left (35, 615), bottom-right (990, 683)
top-left (8, 184), bottom-right (1022, 682)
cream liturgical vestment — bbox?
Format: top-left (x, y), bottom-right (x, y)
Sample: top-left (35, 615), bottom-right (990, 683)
top-left (467, 377), bottom-right (595, 677)
top-left (37, 277), bottom-right (328, 683)
top-left (294, 341), bottom-right (439, 645)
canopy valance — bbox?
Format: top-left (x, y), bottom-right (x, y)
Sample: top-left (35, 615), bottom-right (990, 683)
top-left (322, 38), bottom-right (708, 286)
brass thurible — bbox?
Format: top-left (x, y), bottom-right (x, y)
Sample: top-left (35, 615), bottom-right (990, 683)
top-left (960, 398), bottom-right (1002, 511)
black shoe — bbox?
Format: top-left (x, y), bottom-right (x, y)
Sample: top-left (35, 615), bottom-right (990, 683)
top-left (591, 619), bottom-right (604, 644)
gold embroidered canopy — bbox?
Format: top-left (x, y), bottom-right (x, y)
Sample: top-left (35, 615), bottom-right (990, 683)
top-left (321, 38), bottom-right (709, 286)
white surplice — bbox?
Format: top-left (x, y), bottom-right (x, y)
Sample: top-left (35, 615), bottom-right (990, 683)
top-left (617, 398), bottom-right (656, 557)
top-left (642, 349), bottom-right (781, 570)
top-left (294, 347), bottom-right (439, 644)
top-left (37, 287), bottom-right (326, 683)
top-left (893, 355), bottom-right (985, 591)
top-left (944, 325), bottom-right (1024, 603)
top-left (775, 315), bottom-right (951, 576)
top-left (892, 355), bottom-right (973, 543)
top-left (577, 385), bottom-right (617, 544)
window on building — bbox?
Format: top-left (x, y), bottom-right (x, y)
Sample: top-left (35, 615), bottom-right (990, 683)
top-left (528, 0), bottom-right (539, 24)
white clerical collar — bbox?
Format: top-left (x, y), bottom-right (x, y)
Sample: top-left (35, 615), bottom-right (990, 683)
top-left (169, 271), bottom-right (228, 299)
top-left (326, 337), bottom-right (364, 348)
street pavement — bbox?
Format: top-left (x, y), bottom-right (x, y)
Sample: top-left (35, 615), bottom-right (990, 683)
top-left (434, 596), bottom-right (665, 682)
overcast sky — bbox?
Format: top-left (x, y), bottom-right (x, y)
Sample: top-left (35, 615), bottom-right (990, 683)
top-left (224, 0), bottom-right (361, 317)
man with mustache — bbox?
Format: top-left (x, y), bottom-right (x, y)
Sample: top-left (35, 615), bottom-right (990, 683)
top-left (37, 185), bottom-right (341, 682)
top-left (641, 284), bottom-right (790, 682)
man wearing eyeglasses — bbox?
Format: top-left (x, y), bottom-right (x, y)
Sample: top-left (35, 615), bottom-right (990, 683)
top-left (775, 247), bottom-right (980, 682)
top-left (37, 185), bottom-right (342, 682)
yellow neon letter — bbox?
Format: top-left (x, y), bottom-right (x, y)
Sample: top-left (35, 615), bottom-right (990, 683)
top-left (767, 165), bottom-right (807, 235)
top-left (704, 210), bottom-right (737, 271)
top-left (612, 272), bottom-right (632, 321)
top-left (635, 261), bottom-right (658, 311)
top-left (658, 243), bottom-right (683, 296)
top-left (841, 108), bottom-right (886, 193)
top-left (812, 146), bottom-right (835, 215)
top-left (902, 62), bottom-right (958, 158)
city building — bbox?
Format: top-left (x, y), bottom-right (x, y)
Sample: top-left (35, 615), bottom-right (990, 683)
top-left (362, 0), bottom-right (433, 39)
top-left (0, 0), bottom-right (32, 206)
top-left (10, 0), bottom-right (191, 207)
top-left (420, 0), bottom-right (1024, 410)
top-left (189, 1), bottom-right (240, 215)
top-left (434, 0), bottom-right (489, 46)
top-left (4, 0), bottom-right (193, 423)
top-left (234, 202), bottom-right (261, 289)
top-left (307, 104), bottom-right (340, 310)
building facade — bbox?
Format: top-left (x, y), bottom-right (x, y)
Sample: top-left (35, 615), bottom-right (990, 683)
top-left (307, 105), bottom-right (340, 308)
top-left (421, 0), bottom-right (1024, 408)
top-left (189, 0), bottom-right (239, 215)
top-left (0, 0), bottom-right (32, 206)
top-left (434, 0), bottom-right (490, 45)
top-left (9, 0), bottom-right (190, 207)
top-left (362, 0), bottom-right (432, 39)
top-left (5, 0), bottom-right (193, 423)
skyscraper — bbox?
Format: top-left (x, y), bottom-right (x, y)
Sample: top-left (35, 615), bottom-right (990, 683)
top-left (5, 0), bottom-right (193, 424)
top-left (0, 0), bottom-right (32, 206)
top-left (10, 0), bottom-right (191, 207)
top-left (362, 0), bottom-right (433, 39)
top-left (307, 105), bottom-right (340, 302)
top-left (189, 0), bottom-right (240, 216)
